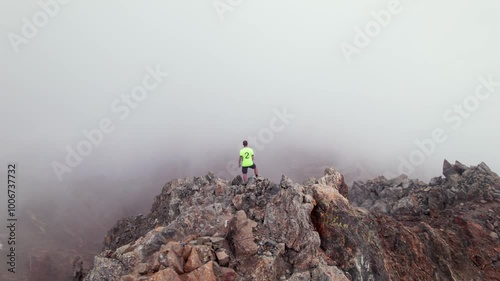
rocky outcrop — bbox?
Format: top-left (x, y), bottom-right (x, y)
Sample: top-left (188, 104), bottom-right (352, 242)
top-left (349, 160), bottom-right (500, 280)
top-left (80, 162), bottom-right (500, 280)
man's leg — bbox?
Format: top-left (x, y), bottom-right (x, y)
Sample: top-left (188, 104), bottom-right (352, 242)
top-left (242, 167), bottom-right (248, 183)
top-left (251, 164), bottom-right (259, 177)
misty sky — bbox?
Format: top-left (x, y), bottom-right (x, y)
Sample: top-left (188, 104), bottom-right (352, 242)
top-left (1, 0), bottom-right (500, 190)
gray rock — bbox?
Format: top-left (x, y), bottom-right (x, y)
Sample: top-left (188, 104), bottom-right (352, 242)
top-left (311, 264), bottom-right (349, 281)
top-left (478, 162), bottom-right (492, 172)
top-left (454, 161), bottom-right (469, 174)
top-left (490, 232), bottom-right (498, 240)
top-left (280, 175), bottom-right (294, 189)
top-left (83, 257), bottom-right (125, 281)
top-left (197, 236), bottom-right (211, 244)
top-left (443, 159), bottom-right (459, 178)
top-left (429, 176), bottom-right (442, 186)
top-left (266, 183), bottom-right (281, 195)
top-left (287, 271), bottom-right (311, 281)
top-left (231, 175), bottom-right (243, 185)
top-left (303, 177), bottom-right (316, 186)
top-left (72, 256), bottom-right (84, 281)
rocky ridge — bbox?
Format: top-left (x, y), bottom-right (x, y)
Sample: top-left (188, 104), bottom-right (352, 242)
top-left (77, 160), bottom-right (499, 281)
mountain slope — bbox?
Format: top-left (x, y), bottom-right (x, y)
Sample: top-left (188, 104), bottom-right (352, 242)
top-left (77, 161), bottom-right (499, 281)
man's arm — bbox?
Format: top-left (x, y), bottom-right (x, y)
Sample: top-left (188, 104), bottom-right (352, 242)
top-left (238, 156), bottom-right (242, 167)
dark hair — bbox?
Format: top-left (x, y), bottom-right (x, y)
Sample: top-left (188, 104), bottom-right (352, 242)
top-left (243, 140), bottom-right (248, 146)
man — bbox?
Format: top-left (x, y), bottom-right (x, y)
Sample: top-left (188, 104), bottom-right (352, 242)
top-left (239, 140), bottom-right (259, 183)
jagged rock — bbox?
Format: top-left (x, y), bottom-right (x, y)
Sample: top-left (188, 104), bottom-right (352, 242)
top-left (311, 264), bottom-right (349, 281)
top-left (116, 243), bottom-right (134, 256)
top-left (232, 195), bottom-right (243, 210)
top-left (302, 177), bottom-right (316, 187)
top-left (182, 244), bottom-right (192, 260)
top-left (478, 162), bottom-right (492, 172)
top-left (230, 210), bottom-right (258, 257)
top-left (166, 248), bottom-right (183, 274)
top-left (443, 159), bottom-right (458, 177)
top-left (120, 274), bottom-right (136, 281)
top-left (215, 250), bottom-right (230, 266)
top-left (209, 237), bottom-right (225, 248)
top-left (81, 164), bottom-right (500, 281)
top-left (139, 227), bottom-right (170, 259)
top-left (185, 261), bottom-right (218, 281)
top-left (311, 183), bottom-right (389, 280)
top-left (251, 255), bottom-right (281, 280)
top-left (287, 271), bottom-right (311, 281)
top-left (72, 256), bottom-right (84, 281)
top-left (136, 263), bottom-right (151, 274)
top-left (352, 173), bottom-right (435, 215)
top-left (197, 236), bottom-right (211, 245)
top-left (150, 267), bottom-right (182, 281)
top-left (262, 184), bottom-right (320, 270)
top-left (231, 175), bottom-right (243, 186)
top-left (195, 244), bottom-right (215, 264)
top-left (429, 176), bottom-right (442, 186)
top-left (218, 267), bottom-right (237, 281)
top-left (266, 183), bottom-right (280, 195)
top-left (316, 167), bottom-right (349, 198)
top-left (454, 160), bottom-right (469, 174)
top-left (214, 182), bottom-right (226, 196)
top-left (84, 256), bottom-right (125, 281)
top-left (184, 246), bottom-right (203, 273)
top-left (280, 175), bottom-right (294, 189)
top-left (349, 161), bottom-right (500, 280)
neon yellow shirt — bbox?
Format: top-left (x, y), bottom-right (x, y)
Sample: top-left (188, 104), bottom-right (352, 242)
top-left (240, 147), bottom-right (254, 167)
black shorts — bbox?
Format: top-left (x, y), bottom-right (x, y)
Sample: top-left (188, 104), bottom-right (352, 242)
top-left (242, 163), bottom-right (257, 174)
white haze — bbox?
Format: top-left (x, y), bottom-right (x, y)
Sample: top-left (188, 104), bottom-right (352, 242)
top-left (0, 0), bottom-right (499, 278)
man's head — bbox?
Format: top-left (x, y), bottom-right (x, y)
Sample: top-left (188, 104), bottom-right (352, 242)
top-left (243, 140), bottom-right (248, 147)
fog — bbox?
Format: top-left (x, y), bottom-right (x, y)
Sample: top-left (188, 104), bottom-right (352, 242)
top-left (1, 0), bottom-right (500, 279)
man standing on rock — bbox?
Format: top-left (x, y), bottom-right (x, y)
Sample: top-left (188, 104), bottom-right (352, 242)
top-left (239, 140), bottom-right (259, 183)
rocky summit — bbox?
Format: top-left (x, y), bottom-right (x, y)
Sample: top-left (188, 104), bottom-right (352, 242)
top-left (76, 160), bottom-right (500, 281)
